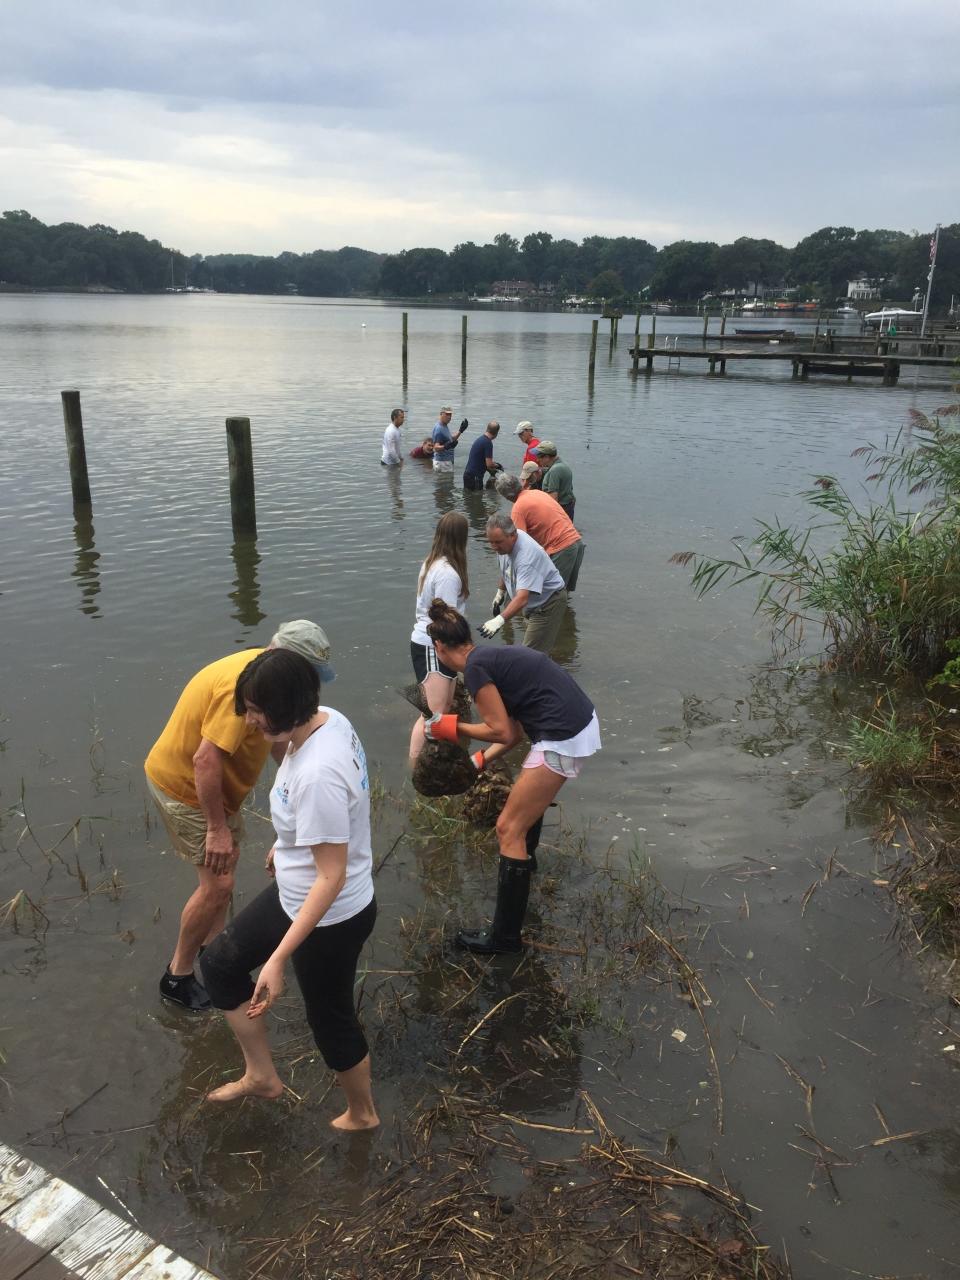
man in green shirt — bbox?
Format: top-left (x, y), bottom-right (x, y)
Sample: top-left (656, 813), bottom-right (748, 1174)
top-left (535, 441), bottom-right (576, 520)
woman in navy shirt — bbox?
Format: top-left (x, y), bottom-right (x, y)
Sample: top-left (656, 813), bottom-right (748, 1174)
top-left (424, 599), bottom-right (600, 953)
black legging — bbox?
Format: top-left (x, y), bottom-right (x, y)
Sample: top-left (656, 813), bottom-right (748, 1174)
top-left (200, 883), bottom-right (376, 1073)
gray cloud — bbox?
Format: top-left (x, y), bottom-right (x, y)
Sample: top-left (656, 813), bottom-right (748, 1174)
top-left (1, 0), bottom-right (957, 252)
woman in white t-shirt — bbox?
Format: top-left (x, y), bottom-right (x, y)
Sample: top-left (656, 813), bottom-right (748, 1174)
top-left (199, 649), bottom-right (378, 1130)
top-left (408, 511), bottom-right (469, 765)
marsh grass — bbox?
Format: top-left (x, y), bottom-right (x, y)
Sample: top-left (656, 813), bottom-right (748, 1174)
top-left (845, 707), bottom-right (932, 783)
top-left (672, 397), bottom-right (960, 676)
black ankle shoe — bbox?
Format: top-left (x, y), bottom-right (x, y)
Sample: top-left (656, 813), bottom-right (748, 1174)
top-left (160, 968), bottom-right (212, 1012)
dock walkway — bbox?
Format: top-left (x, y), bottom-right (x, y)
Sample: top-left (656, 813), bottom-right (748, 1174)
top-left (627, 345), bottom-right (957, 385)
top-left (0, 1143), bottom-right (217, 1280)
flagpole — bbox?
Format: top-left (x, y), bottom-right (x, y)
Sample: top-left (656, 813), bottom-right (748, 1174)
top-left (920, 223), bottom-right (940, 338)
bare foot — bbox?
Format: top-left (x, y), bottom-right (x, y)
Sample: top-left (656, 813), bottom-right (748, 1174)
top-left (330, 1107), bottom-right (380, 1132)
top-left (206, 1074), bottom-right (284, 1103)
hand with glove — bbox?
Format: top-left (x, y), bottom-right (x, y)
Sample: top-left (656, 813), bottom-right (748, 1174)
top-left (458, 418), bottom-right (469, 436)
top-left (491, 587), bottom-right (506, 616)
top-left (423, 712), bottom-right (460, 743)
top-left (479, 614), bottom-right (506, 639)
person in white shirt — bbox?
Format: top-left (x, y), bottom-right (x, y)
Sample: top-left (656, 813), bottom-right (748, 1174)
top-left (381, 408), bottom-right (405, 466)
top-left (199, 649), bottom-right (378, 1131)
top-left (408, 512), bottom-right (469, 765)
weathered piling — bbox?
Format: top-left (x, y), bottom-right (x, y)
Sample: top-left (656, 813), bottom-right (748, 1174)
top-left (225, 416), bottom-right (257, 537)
top-left (648, 311), bottom-right (657, 350)
top-left (402, 311), bottom-right (409, 380)
top-left (812, 310), bottom-right (822, 352)
top-left (702, 312), bottom-right (709, 344)
top-left (461, 314), bottom-right (468, 372)
top-left (61, 390), bottom-right (92, 507)
top-left (588, 319), bottom-right (599, 377)
top-left (720, 310), bottom-right (727, 338)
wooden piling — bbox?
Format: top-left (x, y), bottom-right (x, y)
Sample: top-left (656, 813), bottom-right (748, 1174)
top-left (648, 311), bottom-right (657, 350)
top-left (588, 319), bottom-right (599, 377)
top-left (720, 310), bottom-right (727, 338)
top-left (812, 310), bottom-right (822, 352)
top-left (461, 314), bottom-right (468, 371)
top-left (702, 312), bottom-right (709, 344)
top-left (225, 416), bottom-right (257, 537)
top-left (402, 311), bottom-right (409, 380)
top-left (61, 390), bottom-right (92, 507)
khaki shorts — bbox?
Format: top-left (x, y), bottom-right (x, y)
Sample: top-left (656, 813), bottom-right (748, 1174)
top-left (145, 775), bottom-right (244, 866)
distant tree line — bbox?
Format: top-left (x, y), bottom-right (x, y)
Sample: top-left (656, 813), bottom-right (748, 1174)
top-left (2, 210), bottom-right (957, 307)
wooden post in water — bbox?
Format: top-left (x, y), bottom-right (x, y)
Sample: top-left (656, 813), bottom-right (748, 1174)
top-left (812, 310), bottom-right (822, 352)
top-left (588, 319), bottom-right (599, 378)
top-left (634, 309), bottom-right (641, 343)
top-left (720, 310), bottom-right (727, 338)
top-left (648, 310), bottom-right (657, 349)
top-left (702, 311), bottom-right (709, 344)
top-left (61, 390), bottom-right (92, 507)
top-left (225, 416), bottom-right (257, 537)
top-left (402, 312), bottom-right (409, 381)
top-left (461, 314), bottom-right (468, 372)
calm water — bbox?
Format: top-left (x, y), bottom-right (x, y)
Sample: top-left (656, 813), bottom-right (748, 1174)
top-left (1, 294), bottom-right (957, 1276)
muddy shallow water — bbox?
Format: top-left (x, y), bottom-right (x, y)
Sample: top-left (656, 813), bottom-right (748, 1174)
top-left (0, 295), bottom-right (957, 1276)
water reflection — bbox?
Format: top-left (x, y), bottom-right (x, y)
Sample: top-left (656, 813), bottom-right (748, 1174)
top-left (551, 601), bottom-right (580, 669)
top-left (461, 486), bottom-right (499, 537)
top-left (431, 470), bottom-right (458, 519)
top-left (229, 536), bottom-right (266, 629)
top-left (383, 466), bottom-right (404, 522)
top-left (72, 505), bottom-right (101, 619)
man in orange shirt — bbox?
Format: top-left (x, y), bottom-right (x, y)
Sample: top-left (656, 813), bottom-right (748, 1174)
top-left (515, 421), bottom-right (541, 465)
top-left (145, 620), bottom-right (336, 1011)
top-left (494, 472), bottom-right (585, 592)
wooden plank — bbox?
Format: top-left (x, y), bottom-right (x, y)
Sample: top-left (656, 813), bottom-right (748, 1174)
top-left (121, 1244), bottom-right (217, 1280)
top-left (46, 1210), bottom-right (154, 1280)
top-left (0, 1147), bottom-right (51, 1215)
top-left (0, 1181), bottom-right (101, 1278)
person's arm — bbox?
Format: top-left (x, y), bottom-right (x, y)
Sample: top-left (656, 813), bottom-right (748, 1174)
top-left (193, 738), bottom-right (237, 875)
top-left (248, 841), bottom-right (349, 1016)
top-left (499, 588), bottom-right (530, 622)
top-left (455, 684), bottom-right (525, 747)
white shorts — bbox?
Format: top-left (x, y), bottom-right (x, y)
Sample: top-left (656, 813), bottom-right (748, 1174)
top-left (522, 711), bottom-right (601, 779)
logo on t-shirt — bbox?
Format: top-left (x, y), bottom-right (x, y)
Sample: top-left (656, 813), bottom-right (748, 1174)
top-left (274, 782), bottom-right (290, 807)
top-left (351, 732), bottom-right (370, 791)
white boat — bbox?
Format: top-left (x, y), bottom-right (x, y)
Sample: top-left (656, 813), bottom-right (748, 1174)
top-left (864, 308), bottom-right (923, 330)
top-left (835, 304), bottom-right (860, 316)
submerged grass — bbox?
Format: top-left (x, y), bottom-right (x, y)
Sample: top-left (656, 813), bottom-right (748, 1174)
top-left (228, 809), bottom-right (784, 1280)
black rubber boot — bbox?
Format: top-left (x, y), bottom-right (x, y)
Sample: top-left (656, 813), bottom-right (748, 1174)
top-left (456, 856), bottom-right (531, 954)
top-left (525, 816), bottom-right (543, 873)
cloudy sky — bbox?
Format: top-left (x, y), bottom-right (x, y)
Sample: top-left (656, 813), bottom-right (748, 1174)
top-left (1, 0), bottom-right (957, 256)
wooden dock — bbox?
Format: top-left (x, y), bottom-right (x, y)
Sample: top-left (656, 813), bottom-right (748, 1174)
top-left (0, 1143), bottom-right (218, 1280)
top-left (627, 345), bottom-right (957, 385)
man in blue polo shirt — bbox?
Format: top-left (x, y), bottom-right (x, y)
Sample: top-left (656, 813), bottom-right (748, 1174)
top-left (462, 420), bottom-right (503, 490)
top-left (431, 406), bottom-right (469, 472)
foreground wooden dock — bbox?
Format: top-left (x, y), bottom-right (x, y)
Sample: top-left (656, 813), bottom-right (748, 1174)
top-left (0, 1144), bottom-right (217, 1280)
top-left (627, 344), bottom-right (957, 385)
